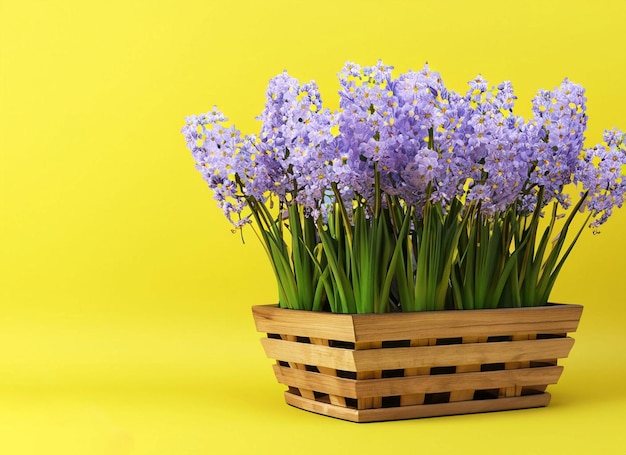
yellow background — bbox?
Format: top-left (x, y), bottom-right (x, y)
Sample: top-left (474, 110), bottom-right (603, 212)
top-left (1, 0), bottom-right (625, 453)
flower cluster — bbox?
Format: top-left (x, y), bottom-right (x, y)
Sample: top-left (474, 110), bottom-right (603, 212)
top-left (253, 72), bottom-right (338, 210)
top-left (183, 60), bottom-right (625, 313)
top-left (529, 79), bottom-right (588, 208)
top-left (185, 61), bottom-right (624, 228)
top-left (181, 108), bottom-right (252, 227)
top-left (576, 128), bottom-right (626, 229)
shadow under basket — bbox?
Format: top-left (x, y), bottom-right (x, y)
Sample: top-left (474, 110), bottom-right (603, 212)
top-left (252, 303), bottom-right (583, 423)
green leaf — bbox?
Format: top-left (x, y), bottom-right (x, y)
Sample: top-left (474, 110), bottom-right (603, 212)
top-left (490, 233), bottom-right (529, 308)
top-left (288, 205), bottom-right (312, 309)
top-left (266, 232), bottom-right (299, 309)
top-left (317, 218), bottom-right (357, 313)
top-left (535, 193), bottom-right (590, 305)
top-left (381, 206), bottom-right (413, 312)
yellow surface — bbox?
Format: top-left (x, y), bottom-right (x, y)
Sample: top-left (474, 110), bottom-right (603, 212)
top-left (1, 0), bottom-right (625, 454)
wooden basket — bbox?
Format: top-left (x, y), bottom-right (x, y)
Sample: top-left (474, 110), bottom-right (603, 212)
top-left (252, 304), bottom-right (583, 422)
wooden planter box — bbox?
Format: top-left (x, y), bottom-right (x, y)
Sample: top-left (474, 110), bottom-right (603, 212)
top-left (252, 304), bottom-right (583, 422)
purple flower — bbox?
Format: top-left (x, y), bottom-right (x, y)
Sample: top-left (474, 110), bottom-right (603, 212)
top-left (336, 60), bottom-right (400, 206)
top-left (576, 128), bottom-right (626, 228)
top-left (183, 61), bottom-right (623, 230)
top-left (181, 107), bottom-right (255, 226)
top-left (435, 75), bottom-right (531, 215)
top-left (528, 79), bottom-right (587, 208)
top-left (251, 71), bottom-right (339, 216)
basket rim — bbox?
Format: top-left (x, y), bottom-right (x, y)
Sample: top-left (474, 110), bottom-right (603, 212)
top-left (252, 303), bottom-right (583, 343)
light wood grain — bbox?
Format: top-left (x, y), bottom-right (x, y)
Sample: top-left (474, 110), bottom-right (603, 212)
top-left (309, 337), bottom-right (346, 406)
top-left (355, 342), bottom-right (382, 409)
top-left (351, 305), bottom-right (582, 342)
top-left (273, 364), bottom-right (563, 398)
top-left (262, 337), bottom-right (574, 372)
top-left (252, 304), bottom-right (583, 343)
top-left (284, 391), bottom-right (552, 423)
top-left (449, 335), bottom-right (482, 401)
top-left (400, 338), bottom-right (431, 406)
top-left (261, 337), bottom-right (356, 370)
top-left (279, 335), bottom-right (315, 399)
top-left (252, 305), bottom-right (355, 340)
top-left (352, 338), bottom-right (574, 371)
top-left (502, 333), bottom-right (536, 396)
top-left (253, 304), bottom-right (581, 421)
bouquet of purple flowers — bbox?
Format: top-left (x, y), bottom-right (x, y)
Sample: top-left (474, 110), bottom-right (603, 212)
top-left (182, 60), bottom-right (625, 314)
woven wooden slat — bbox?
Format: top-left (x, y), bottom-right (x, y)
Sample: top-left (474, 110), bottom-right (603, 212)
top-left (253, 304), bottom-right (582, 422)
top-left (253, 304), bottom-right (583, 342)
top-left (261, 337), bottom-right (575, 371)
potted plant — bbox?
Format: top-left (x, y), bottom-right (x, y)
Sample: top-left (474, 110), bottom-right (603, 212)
top-left (181, 60), bottom-right (625, 422)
